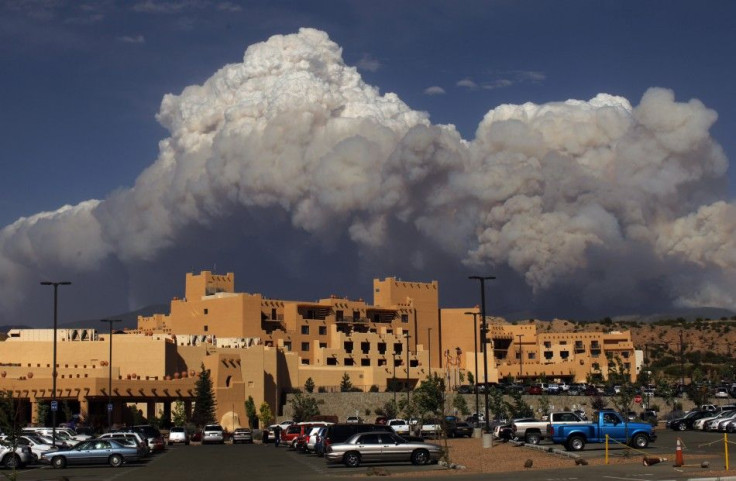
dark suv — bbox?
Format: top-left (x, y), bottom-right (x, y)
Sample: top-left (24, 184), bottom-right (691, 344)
top-left (323, 423), bottom-right (394, 451)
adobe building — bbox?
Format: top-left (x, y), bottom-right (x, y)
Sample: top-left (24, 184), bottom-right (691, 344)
top-left (0, 271), bottom-right (639, 430)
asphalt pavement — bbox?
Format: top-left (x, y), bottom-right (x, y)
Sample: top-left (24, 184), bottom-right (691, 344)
top-left (8, 427), bottom-right (736, 481)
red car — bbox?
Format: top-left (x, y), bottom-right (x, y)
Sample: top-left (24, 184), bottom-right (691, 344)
top-left (526, 385), bottom-right (543, 395)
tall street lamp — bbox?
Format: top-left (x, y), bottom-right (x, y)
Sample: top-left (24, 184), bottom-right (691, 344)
top-left (465, 310), bottom-right (480, 423)
top-left (404, 331), bottom-right (411, 403)
top-left (40, 281), bottom-right (71, 448)
top-left (101, 319), bottom-right (121, 432)
top-left (469, 275), bottom-right (495, 431)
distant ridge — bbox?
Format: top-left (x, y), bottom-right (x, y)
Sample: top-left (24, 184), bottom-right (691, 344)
top-left (501, 307), bottom-right (736, 324)
top-left (58, 304), bottom-right (169, 331)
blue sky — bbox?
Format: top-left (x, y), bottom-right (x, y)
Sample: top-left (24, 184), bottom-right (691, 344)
top-left (1, 1), bottom-right (735, 324)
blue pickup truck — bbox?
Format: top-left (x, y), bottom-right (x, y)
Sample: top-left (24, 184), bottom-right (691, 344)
top-left (547, 409), bottom-right (656, 451)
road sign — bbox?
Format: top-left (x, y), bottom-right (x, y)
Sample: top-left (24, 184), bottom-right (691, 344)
top-left (634, 394), bottom-right (643, 404)
top-left (107, 403), bottom-right (113, 412)
top-left (50, 400), bottom-right (58, 411)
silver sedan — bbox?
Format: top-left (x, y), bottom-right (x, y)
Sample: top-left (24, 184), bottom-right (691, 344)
top-left (40, 439), bottom-right (143, 468)
top-left (325, 432), bottom-right (442, 468)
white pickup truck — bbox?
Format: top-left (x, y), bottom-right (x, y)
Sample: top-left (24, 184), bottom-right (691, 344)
top-left (512, 411), bottom-right (588, 444)
top-left (387, 418), bottom-right (410, 436)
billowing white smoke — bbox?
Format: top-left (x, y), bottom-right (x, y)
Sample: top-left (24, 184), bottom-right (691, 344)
top-left (0, 28), bottom-right (733, 320)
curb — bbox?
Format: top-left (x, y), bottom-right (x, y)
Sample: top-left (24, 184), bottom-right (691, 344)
top-left (522, 441), bottom-right (582, 459)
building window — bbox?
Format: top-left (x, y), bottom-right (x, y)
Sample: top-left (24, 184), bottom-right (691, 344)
top-left (301, 325), bottom-right (309, 335)
top-left (543, 341), bottom-right (551, 348)
top-left (327, 357), bottom-right (337, 366)
top-left (401, 314), bottom-right (408, 323)
top-left (301, 342), bottom-right (310, 351)
top-left (204, 325), bottom-right (208, 332)
top-left (344, 341), bottom-right (353, 353)
top-left (528, 352), bottom-right (536, 360)
top-left (319, 342), bottom-right (327, 349)
top-left (319, 326), bottom-right (327, 335)
top-left (353, 310), bottom-right (360, 321)
top-left (283, 341), bottom-right (291, 351)
top-left (361, 341), bottom-right (370, 354)
top-left (544, 351), bottom-right (553, 360)
top-left (361, 358), bottom-right (371, 367)
top-left (301, 359), bottom-right (310, 365)
top-left (394, 343), bottom-right (403, 355)
top-left (560, 350), bottom-right (569, 360)
top-left (377, 342), bottom-right (386, 355)
top-left (377, 359), bottom-right (387, 366)
top-left (336, 310), bottom-right (343, 322)
top-left (271, 308), bottom-right (277, 320)
top-left (204, 308), bottom-right (208, 315)
top-left (344, 358), bottom-right (354, 366)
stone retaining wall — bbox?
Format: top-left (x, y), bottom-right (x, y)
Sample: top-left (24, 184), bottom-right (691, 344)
top-left (280, 392), bottom-right (700, 423)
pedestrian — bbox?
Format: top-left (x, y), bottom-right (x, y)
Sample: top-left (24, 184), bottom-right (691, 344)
top-left (274, 426), bottom-right (281, 448)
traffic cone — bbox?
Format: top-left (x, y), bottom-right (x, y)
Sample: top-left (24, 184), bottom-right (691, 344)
top-left (674, 438), bottom-right (684, 467)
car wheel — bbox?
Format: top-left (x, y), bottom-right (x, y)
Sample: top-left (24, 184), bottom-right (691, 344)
top-left (109, 454), bottom-right (123, 467)
top-left (567, 435), bottom-right (586, 451)
top-left (168, 442), bottom-right (172, 446)
top-left (677, 422), bottom-right (687, 431)
top-left (31, 453), bottom-right (39, 463)
top-left (411, 449), bottom-right (430, 465)
top-left (343, 451), bottom-right (361, 468)
top-left (3, 454), bottom-right (20, 469)
top-left (525, 432), bottom-right (541, 445)
top-left (729, 424), bottom-right (736, 434)
top-left (51, 456), bottom-right (66, 469)
top-left (631, 434), bottom-right (649, 449)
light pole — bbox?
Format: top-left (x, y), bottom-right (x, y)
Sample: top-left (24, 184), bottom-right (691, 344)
top-left (404, 331), bottom-right (411, 403)
top-left (517, 334), bottom-right (523, 381)
top-left (679, 330), bottom-right (685, 389)
top-left (465, 310), bottom-right (480, 425)
top-left (40, 281), bottom-right (71, 448)
top-left (469, 275), bottom-right (495, 431)
top-left (100, 319), bottom-right (121, 432)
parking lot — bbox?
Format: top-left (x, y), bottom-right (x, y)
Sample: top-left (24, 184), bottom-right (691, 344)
top-left (5, 427), bottom-right (736, 481)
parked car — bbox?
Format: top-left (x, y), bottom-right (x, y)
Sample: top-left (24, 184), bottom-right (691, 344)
top-left (232, 428), bottom-right (253, 444)
top-left (527, 385), bottom-right (543, 395)
top-left (325, 431), bottom-right (442, 467)
top-left (322, 423), bottom-right (395, 452)
top-left (457, 384), bottom-right (474, 394)
top-left (128, 425), bottom-right (165, 452)
top-left (98, 432), bottom-right (150, 455)
top-left (0, 440), bottom-right (33, 468)
top-left (202, 424), bottom-right (225, 445)
top-left (40, 439), bottom-right (143, 468)
top-left (716, 387), bottom-right (730, 399)
top-left (447, 421), bottom-right (473, 438)
top-left (667, 410), bottom-right (712, 431)
top-left (0, 434), bottom-right (56, 463)
top-left (167, 426), bottom-right (190, 446)
top-left (346, 416), bottom-right (362, 424)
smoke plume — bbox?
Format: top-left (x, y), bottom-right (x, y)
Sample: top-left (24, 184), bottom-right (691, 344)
top-left (1, 28), bottom-right (734, 324)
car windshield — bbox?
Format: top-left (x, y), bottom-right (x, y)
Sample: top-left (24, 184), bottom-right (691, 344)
top-left (205, 425), bottom-right (223, 431)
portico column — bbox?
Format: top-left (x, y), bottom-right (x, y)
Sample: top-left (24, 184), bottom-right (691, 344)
top-left (30, 398), bottom-right (39, 425)
top-left (146, 401), bottom-right (156, 421)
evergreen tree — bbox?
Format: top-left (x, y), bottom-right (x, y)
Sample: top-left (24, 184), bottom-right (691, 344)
top-left (304, 377), bottom-right (315, 393)
top-left (192, 363), bottom-right (217, 427)
top-left (488, 387), bottom-right (508, 420)
top-left (290, 392), bottom-right (322, 422)
top-left (413, 373), bottom-right (446, 419)
top-left (339, 372), bottom-right (353, 392)
top-left (245, 396), bottom-right (258, 428)
top-left (505, 389), bottom-right (533, 417)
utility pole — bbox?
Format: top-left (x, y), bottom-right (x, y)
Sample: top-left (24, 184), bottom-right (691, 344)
top-left (469, 275), bottom-right (495, 431)
top-left (100, 319), bottom-right (121, 432)
top-left (679, 330), bottom-right (685, 389)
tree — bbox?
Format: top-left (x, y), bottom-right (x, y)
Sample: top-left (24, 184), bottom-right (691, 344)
top-left (505, 389), bottom-right (533, 418)
top-left (192, 363), bottom-right (217, 427)
top-left (452, 393), bottom-right (470, 416)
top-left (339, 372), bottom-right (353, 392)
top-left (245, 396), bottom-right (258, 428)
top-left (488, 387), bottom-right (508, 421)
top-left (537, 393), bottom-right (551, 418)
top-left (0, 390), bottom-right (23, 476)
top-left (304, 377), bottom-right (315, 393)
top-left (258, 402), bottom-right (273, 428)
top-left (412, 373), bottom-right (446, 420)
top-left (374, 399), bottom-right (398, 420)
top-left (35, 401), bottom-right (49, 427)
top-left (467, 371), bottom-right (475, 385)
top-left (171, 400), bottom-right (187, 427)
top-left (290, 392), bottom-right (322, 422)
